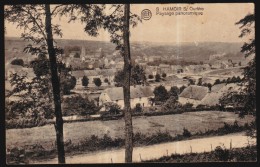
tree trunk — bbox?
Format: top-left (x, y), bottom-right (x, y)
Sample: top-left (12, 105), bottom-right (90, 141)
top-left (45, 4), bottom-right (65, 164)
top-left (122, 4), bottom-right (133, 163)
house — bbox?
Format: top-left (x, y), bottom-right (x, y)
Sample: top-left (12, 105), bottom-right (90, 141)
top-left (148, 56), bottom-right (161, 62)
top-left (115, 61), bottom-right (124, 70)
top-left (179, 85), bottom-right (209, 107)
top-left (99, 85), bottom-right (154, 111)
top-left (159, 64), bottom-right (171, 73)
top-left (145, 66), bottom-right (159, 76)
top-left (171, 65), bottom-right (184, 74)
top-left (200, 77), bottom-right (215, 85)
top-left (211, 60), bottom-right (232, 69)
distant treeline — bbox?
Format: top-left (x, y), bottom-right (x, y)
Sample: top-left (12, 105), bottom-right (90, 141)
top-left (147, 60), bottom-right (200, 66)
top-left (63, 46), bottom-right (81, 57)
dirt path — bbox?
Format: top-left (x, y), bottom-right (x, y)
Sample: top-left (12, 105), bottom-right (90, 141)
top-left (33, 132), bottom-right (255, 164)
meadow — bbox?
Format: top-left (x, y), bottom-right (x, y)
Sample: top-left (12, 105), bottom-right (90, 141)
top-left (6, 111), bottom-right (254, 150)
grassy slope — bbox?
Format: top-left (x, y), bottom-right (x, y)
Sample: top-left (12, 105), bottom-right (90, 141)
top-left (6, 111), bottom-right (254, 149)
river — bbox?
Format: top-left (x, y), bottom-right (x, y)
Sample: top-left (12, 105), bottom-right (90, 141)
top-left (33, 132), bottom-right (255, 164)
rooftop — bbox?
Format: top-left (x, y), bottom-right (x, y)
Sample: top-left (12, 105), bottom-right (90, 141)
top-left (102, 85), bottom-right (154, 101)
top-left (179, 85), bottom-right (208, 100)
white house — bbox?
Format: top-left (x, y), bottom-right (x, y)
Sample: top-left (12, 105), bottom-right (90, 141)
top-left (99, 85), bottom-right (154, 111)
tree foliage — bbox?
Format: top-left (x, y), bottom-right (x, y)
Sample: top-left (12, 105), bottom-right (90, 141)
top-left (82, 75), bottom-right (89, 87)
top-left (104, 102), bottom-right (121, 115)
top-left (30, 57), bottom-right (76, 95)
top-left (220, 13), bottom-right (255, 118)
top-left (188, 78), bottom-right (195, 85)
top-left (179, 85), bottom-right (187, 93)
top-left (62, 95), bottom-right (99, 116)
top-left (5, 4), bottom-right (66, 163)
top-left (6, 72), bottom-right (54, 123)
top-left (161, 96), bottom-right (181, 112)
top-left (155, 74), bottom-right (161, 82)
top-left (197, 78), bottom-right (202, 86)
top-left (162, 73), bottom-right (167, 78)
top-left (168, 86), bottom-right (180, 100)
top-left (114, 64), bottom-right (146, 86)
top-left (153, 85), bottom-right (169, 103)
top-left (94, 78), bottom-right (102, 87)
top-left (11, 59), bottom-right (24, 66)
top-left (237, 14), bottom-right (255, 117)
top-left (148, 74), bottom-right (154, 79)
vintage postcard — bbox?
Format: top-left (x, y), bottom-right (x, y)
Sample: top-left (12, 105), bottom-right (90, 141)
top-left (5, 3), bottom-right (256, 164)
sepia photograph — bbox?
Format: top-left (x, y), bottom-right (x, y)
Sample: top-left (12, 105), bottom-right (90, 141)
top-left (4, 3), bottom-right (256, 164)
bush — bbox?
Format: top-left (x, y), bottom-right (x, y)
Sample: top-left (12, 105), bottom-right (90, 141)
top-left (135, 103), bottom-right (143, 113)
top-left (6, 118), bottom-right (47, 129)
top-left (148, 74), bottom-right (154, 79)
top-left (7, 147), bottom-right (28, 164)
top-left (11, 59), bottom-right (24, 66)
top-left (214, 146), bottom-right (230, 161)
top-left (182, 128), bottom-right (191, 138)
top-left (196, 104), bottom-right (208, 110)
top-left (182, 103), bottom-right (193, 111)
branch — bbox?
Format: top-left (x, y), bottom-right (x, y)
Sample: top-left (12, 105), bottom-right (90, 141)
top-left (51, 4), bottom-right (64, 15)
top-left (111, 4), bottom-right (123, 15)
top-left (20, 7), bottom-right (47, 42)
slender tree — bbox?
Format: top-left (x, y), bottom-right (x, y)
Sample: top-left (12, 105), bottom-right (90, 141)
top-left (94, 78), bottom-right (102, 87)
top-left (155, 74), bottom-right (161, 82)
top-left (59, 4), bottom-right (141, 162)
top-left (82, 75), bottom-right (89, 87)
top-left (114, 64), bottom-right (146, 86)
top-left (45, 4), bottom-right (65, 163)
top-left (122, 4), bottom-right (133, 162)
top-left (5, 5), bottom-right (66, 163)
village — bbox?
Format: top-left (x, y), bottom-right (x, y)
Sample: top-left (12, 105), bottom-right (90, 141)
top-left (5, 41), bottom-right (246, 121)
top-left (4, 3), bottom-right (256, 164)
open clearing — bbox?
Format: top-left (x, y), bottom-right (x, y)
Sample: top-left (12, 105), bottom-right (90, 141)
top-left (6, 111), bottom-right (254, 149)
top-left (33, 132), bottom-right (255, 164)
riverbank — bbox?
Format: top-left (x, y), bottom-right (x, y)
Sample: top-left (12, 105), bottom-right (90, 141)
top-left (31, 132), bottom-right (256, 164)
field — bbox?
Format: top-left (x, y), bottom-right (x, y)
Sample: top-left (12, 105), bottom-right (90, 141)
top-left (203, 67), bottom-right (244, 77)
top-left (6, 111), bottom-right (254, 149)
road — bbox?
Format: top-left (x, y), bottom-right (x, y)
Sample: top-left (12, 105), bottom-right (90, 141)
top-left (33, 132), bottom-right (255, 164)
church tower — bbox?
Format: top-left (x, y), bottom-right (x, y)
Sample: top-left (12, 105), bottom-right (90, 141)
top-left (81, 46), bottom-right (86, 61)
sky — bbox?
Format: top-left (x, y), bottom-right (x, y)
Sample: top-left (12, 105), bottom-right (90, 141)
top-left (5, 3), bottom-right (254, 43)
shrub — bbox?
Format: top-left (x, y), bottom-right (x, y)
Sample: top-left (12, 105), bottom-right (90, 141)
top-left (135, 103), bottom-right (143, 113)
top-left (148, 74), bottom-right (154, 79)
top-left (155, 74), bottom-right (161, 82)
top-left (93, 78), bottom-right (102, 87)
top-left (11, 59), bottom-right (24, 66)
top-left (196, 104), bottom-right (207, 110)
top-left (214, 146), bottom-right (230, 161)
top-left (162, 73), bottom-right (167, 78)
top-left (104, 78), bottom-right (109, 83)
top-left (7, 147), bottom-right (28, 164)
top-left (182, 103), bottom-right (193, 111)
top-left (182, 128), bottom-right (191, 138)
